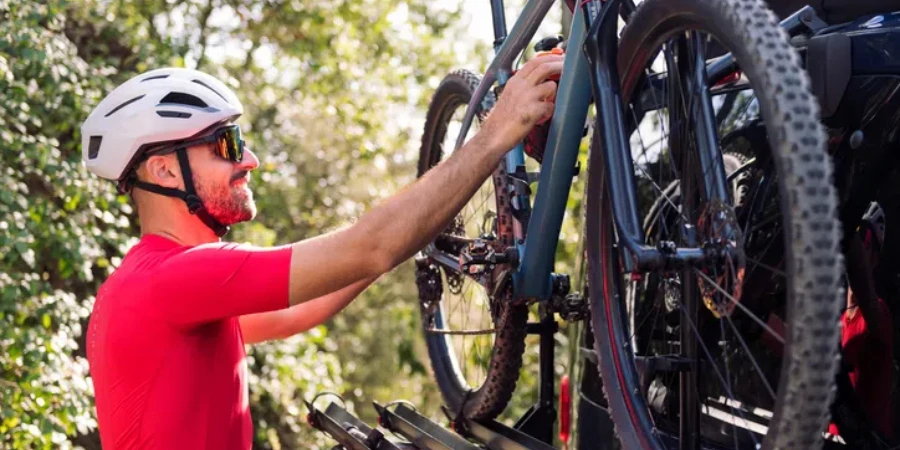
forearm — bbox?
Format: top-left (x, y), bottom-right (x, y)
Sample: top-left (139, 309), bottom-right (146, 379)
top-left (285, 136), bottom-right (503, 306)
top-left (241, 276), bottom-right (377, 344)
top-left (282, 55), bottom-right (561, 307)
top-left (359, 57), bottom-right (562, 269)
top-left (361, 132), bottom-right (506, 270)
top-left (284, 137), bottom-right (503, 307)
top-left (293, 276), bottom-right (377, 332)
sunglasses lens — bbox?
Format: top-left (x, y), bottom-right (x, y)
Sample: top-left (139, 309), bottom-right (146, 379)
top-left (216, 126), bottom-right (243, 162)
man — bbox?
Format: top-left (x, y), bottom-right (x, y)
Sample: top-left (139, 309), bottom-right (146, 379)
top-left (828, 228), bottom-right (894, 440)
top-left (81, 55), bottom-right (562, 449)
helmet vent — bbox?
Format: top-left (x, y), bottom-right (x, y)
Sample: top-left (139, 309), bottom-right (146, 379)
top-left (141, 74), bottom-right (170, 82)
top-left (105, 94), bottom-right (146, 117)
top-left (88, 136), bottom-right (103, 159)
top-left (157, 110), bottom-right (193, 118)
top-left (159, 92), bottom-right (208, 108)
top-left (191, 79), bottom-right (228, 103)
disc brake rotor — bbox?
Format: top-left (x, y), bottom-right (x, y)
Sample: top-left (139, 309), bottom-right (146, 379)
top-left (696, 199), bottom-right (746, 318)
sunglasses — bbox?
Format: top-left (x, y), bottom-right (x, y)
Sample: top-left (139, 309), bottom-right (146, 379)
top-left (147, 124), bottom-right (245, 163)
top-left (191, 125), bottom-right (245, 163)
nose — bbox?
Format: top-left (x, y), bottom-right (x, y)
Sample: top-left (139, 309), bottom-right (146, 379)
top-left (238, 147), bottom-right (260, 171)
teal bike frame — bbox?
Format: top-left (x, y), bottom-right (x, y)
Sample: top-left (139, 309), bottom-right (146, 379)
top-left (449, 0), bottom-right (594, 302)
top-left (432, 0), bottom-right (789, 302)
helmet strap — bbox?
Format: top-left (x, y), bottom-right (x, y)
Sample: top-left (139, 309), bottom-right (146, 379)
top-left (130, 147), bottom-right (230, 237)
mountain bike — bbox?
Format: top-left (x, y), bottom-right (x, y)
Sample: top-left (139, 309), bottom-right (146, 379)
top-left (414, 0), bottom-right (844, 448)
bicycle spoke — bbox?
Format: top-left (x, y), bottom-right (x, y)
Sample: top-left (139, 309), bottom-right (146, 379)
top-left (718, 320), bottom-right (741, 449)
top-left (458, 279), bottom-right (468, 381)
top-left (738, 165), bottom-right (773, 237)
top-left (745, 212), bottom-right (780, 237)
top-left (724, 313), bottom-right (777, 400)
top-left (461, 187), bottom-right (486, 231)
top-left (679, 304), bottom-right (763, 448)
top-left (745, 256), bottom-right (785, 279)
top-left (449, 274), bottom-right (462, 318)
top-left (634, 152), bottom-right (689, 227)
top-left (630, 293), bottom-right (662, 349)
top-left (644, 49), bottom-right (678, 185)
top-left (745, 223), bottom-right (784, 280)
top-left (631, 91), bottom-right (688, 230)
top-left (693, 268), bottom-right (784, 344)
top-left (462, 188), bottom-right (483, 230)
top-left (475, 283), bottom-right (483, 382)
top-left (463, 187), bottom-right (494, 230)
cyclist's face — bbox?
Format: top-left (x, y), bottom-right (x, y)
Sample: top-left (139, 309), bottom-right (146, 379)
top-left (189, 139), bottom-right (260, 226)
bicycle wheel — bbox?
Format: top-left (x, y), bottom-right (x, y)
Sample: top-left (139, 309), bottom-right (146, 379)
top-left (415, 70), bottom-right (528, 419)
top-left (585, 0), bottom-right (843, 449)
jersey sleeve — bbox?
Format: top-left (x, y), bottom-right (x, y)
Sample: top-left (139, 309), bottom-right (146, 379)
top-left (152, 241), bottom-right (293, 327)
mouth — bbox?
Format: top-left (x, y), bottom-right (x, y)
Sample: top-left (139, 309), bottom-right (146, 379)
top-left (231, 171), bottom-right (250, 186)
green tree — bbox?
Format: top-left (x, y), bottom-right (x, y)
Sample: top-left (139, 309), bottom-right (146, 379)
top-left (0, 1), bottom-right (160, 447)
top-left (1, 0), bottom-right (476, 448)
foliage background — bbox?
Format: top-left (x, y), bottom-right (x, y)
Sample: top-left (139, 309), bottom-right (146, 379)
top-left (0, 1), bottom-right (586, 448)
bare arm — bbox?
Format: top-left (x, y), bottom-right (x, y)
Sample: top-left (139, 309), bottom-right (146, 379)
top-left (846, 234), bottom-right (885, 344)
top-left (285, 56), bottom-right (564, 306)
top-left (240, 276), bottom-right (378, 344)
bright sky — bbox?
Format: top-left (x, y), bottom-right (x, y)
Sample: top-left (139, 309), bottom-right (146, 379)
top-left (197, 0), bottom-right (565, 75)
top-left (446, 0), bottom-right (566, 61)
top-left (167, 0), bottom-right (568, 167)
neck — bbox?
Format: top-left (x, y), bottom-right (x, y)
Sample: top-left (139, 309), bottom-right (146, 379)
top-left (138, 201), bottom-right (220, 246)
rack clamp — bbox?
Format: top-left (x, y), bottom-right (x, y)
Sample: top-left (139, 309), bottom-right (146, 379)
top-left (305, 392), bottom-right (414, 450)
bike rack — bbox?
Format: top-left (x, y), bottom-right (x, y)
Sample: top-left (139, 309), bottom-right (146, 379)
top-left (307, 273), bottom-right (573, 450)
top-left (307, 398), bottom-right (559, 450)
top-left (305, 397), bottom-right (416, 450)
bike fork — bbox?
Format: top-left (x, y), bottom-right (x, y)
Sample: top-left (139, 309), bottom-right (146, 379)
top-left (581, 0), bottom-right (729, 448)
top-left (674, 33), bottom-right (725, 450)
top-left (581, 0), bottom-right (644, 274)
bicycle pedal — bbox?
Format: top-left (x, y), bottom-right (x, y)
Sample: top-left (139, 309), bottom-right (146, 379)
top-left (553, 293), bottom-right (588, 322)
top-left (459, 241), bottom-right (512, 272)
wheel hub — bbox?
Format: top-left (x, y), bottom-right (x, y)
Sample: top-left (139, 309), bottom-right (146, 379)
top-left (696, 199), bottom-right (746, 318)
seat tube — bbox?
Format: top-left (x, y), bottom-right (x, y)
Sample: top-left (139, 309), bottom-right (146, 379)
top-left (490, 0), bottom-right (508, 50)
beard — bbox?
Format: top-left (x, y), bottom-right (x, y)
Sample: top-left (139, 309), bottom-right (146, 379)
top-left (196, 173), bottom-right (257, 226)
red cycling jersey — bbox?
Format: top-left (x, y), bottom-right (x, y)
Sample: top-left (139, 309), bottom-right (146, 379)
top-left (828, 298), bottom-right (894, 439)
top-left (86, 234), bottom-right (293, 449)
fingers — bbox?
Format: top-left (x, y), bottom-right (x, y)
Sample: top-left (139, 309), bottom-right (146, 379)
top-left (477, 54), bottom-right (563, 152)
top-left (535, 101), bottom-right (555, 125)
top-left (526, 59), bottom-right (564, 85)
top-left (533, 80), bottom-right (558, 103)
top-left (515, 54), bottom-right (564, 83)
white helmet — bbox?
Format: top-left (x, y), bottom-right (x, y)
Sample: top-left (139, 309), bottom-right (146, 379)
top-left (81, 67), bottom-right (243, 181)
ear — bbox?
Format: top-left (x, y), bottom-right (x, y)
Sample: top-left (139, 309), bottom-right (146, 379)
top-left (141, 153), bottom-right (182, 189)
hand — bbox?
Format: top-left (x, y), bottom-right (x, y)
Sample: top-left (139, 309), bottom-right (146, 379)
top-left (479, 54), bottom-right (564, 154)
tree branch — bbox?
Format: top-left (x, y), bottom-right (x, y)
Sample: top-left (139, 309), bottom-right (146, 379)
top-left (195, 0), bottom-right (216, 70)
top-left (243, 38), bottom-right (260, 71)
top-left (142, 1), bottom-right (164, 48)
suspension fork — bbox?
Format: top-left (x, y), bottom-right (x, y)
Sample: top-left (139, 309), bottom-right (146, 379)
top-left (582, 2), bottom-right (730, 447)
top-left (667, 29), bottom-right (744, 450)
top-left (669, 31), bottom-right (733, 450)
top-left (581, 0), bottom-right (645, 274)
top-left (681, 33), bottom-right (731, 206)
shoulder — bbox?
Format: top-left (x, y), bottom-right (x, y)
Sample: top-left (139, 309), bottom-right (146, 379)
top-left (166, 240), bottom-right (292, 267)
